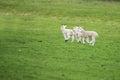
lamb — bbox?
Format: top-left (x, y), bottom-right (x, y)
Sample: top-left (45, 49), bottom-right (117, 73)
top-left (79, 27), bottom-right (98, 46)
top-left (73, 26), bottom-right (83, 43)
top-left (61, 24), bottom-right (74, 42)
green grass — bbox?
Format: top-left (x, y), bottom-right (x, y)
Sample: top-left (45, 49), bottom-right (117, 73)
top-left (0, 0), bottom-right (120, 80)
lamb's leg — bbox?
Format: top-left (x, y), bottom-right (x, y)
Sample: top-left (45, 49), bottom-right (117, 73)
top-left (63, 34), bottom-right (68, 42)
top-left (82, 37), bottom-right (85, 44)
top-left (91, 38), bottom-right (95, 46)
top-left (86, 37), bottom-right (90, 43)
top-left (77, 36), bottom-right (81, 43)
top-left (90, 37), bottom-right (95, 46)
top-left (77, 37), bottom-right (80, 43)
top-left (64, 35), bottom-right (71, 42)
top-left (76, 34), bottom-right (79, 42)
top-left (71, 35), bottom-right (74, 42)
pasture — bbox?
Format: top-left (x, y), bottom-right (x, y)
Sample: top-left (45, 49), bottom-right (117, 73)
top-left (0, 0), bottom-right (120, 80)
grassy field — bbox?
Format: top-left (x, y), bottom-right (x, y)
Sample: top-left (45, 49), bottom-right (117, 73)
top-left (0, 0), bottom-right (120, 80)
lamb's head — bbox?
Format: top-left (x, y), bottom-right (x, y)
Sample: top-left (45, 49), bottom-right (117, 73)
top-left (61, 24), bottom-right (67, 30)
top-left (79, 27), bottom-right (85, 32)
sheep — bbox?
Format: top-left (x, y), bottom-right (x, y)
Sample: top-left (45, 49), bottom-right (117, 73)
top-left (61, 24), bottom-right (74, 42)
top-left (73, 26), bottom-right (83, 43)
top-left (79, 27), bottom-right (98, 46)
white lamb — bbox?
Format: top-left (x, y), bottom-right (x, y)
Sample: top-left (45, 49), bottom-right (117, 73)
top-left (73, 26), bottom-right (83, 43)
top-left (61, 24), bottom-right (74, 42)
top-left (79, 27), bottom-right (98, 46)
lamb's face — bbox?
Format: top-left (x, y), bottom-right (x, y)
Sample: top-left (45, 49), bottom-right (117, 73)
top-left (76, 27), bottom-right (79, 32)
top-left (61, 24), bottom-right (67, 30)
top-left (63, 24), bottom-right (66, 28)
top-left (79, 27), bottom-right (84, 32)
top-left (63, 25), bottom-right (66, 29)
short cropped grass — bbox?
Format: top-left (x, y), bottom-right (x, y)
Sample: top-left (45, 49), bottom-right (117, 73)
top-left (0, 0), bottom-right (120, 80)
